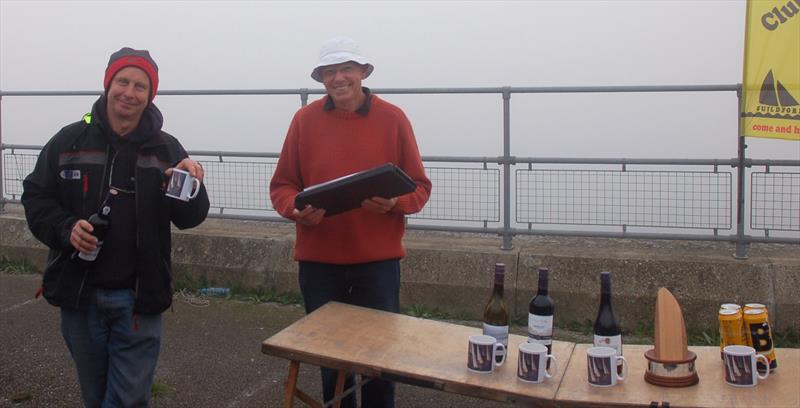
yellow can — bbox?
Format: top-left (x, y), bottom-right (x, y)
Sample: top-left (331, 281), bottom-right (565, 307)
top-left (720, 303), bottom-right (741, 311)
top-left (718, 308), bottom-right (746, 358)
top-left (744, 303), bottom-right (766, 312)
top-left (743, 308), bottom-right (778, 372)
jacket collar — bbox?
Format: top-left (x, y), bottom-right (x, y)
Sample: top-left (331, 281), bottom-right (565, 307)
top-left (91, 96), bottom-right (166, 148)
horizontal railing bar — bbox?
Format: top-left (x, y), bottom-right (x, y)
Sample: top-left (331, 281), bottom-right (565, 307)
top-left (206, 213), bottom-right (288, 223)
top-left (748, 159), bottom-right (800, 167)
top-left (5, 144), bottom-right (798, 168)
top-left (0, 84), bottom-right (741, 98)
top-left (512, 228), bottom-right (737, 241)
top-left (1, 144), bottom-right (42, 151)
top-left (0, 199), bottom-right (795, 243)
top-left (190, 150), bottom-right (280, 159)
top-left (514, 157), bottom-right (740, 166)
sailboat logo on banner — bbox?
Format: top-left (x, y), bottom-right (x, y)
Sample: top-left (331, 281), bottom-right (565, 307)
top-left (757, 70), bottom-right (800, 118)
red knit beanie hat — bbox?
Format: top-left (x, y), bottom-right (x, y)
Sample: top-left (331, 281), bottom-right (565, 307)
top-left (103, 47), bottom-right (159, 101)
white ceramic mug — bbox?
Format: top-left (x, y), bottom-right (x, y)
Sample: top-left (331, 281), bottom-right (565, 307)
top-left (165, 169), bottom-right (201, 201)
top-left (517, 342), bottom-right (558, 383)
top-left (467, 334), bottom-right (506, 373)
top-left (723, 345), bottom-right (769, 387)
top-left (587, 346), bottom-right (628, 387)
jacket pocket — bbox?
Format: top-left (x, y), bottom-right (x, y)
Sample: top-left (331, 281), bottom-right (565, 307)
top-left (42, 251), bottom-right (87, 308)
top-left (134, 257), bottom-right (173, 315)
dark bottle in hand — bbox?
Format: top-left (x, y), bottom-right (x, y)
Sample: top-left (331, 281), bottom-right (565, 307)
top-left (77, 193), bottom-right (113, 262)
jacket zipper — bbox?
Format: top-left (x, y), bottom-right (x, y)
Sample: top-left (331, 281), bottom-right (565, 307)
top-left (75, 145), bottom-right (110, 307)
top-left (133, 152), bottom-right (142, 305)
top-left (75, 269), bottom-right (89, 309)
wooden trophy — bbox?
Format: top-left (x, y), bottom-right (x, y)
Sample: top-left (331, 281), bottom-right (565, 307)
top-left (644, 288), bottom-right (699, 387)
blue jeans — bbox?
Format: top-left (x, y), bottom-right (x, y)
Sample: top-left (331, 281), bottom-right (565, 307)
top-left (299, 259), bottom-right (400, 408)
top-left (60, 288), bottom-right (162, 408)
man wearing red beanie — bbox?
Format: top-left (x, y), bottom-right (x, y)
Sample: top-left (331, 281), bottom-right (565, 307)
top-left (22, 46), bottom-right (209, 407)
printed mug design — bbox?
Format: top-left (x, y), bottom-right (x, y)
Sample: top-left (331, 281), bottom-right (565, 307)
top-left (518, 352), bottom-right (541, 382)
top-left (468, 342), bottom-right (494, 372)
top-left (724, 354), bottom-right (754, 386)
top-left (723, 345), bottom-right (769, 387)
top-left (517, 342), bottom-right (557, 383)
top-left (165, 169), bottom-right (200, 201)
top-left (587, 355), bottom-right (613, 386)
top-left (166, 171), bottom-right (186, 196)
top-left (467, 335), bottom-right (505, 373)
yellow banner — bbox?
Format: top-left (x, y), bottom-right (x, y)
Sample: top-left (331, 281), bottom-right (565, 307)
top-left (741, 0), bottom-right (800, 141)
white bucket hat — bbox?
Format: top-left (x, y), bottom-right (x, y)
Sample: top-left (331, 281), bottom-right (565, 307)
top-left (310, 36), bottom-right (374, 83)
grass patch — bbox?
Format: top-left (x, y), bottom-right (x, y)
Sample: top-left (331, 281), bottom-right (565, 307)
top-left (402, 304), bottom-right (462, 320)
top-left (173, 278), bottom-right (304, 306)
top-left (0, 257), bottom-right (38, 275)
top-left (10, 391), bottom-right (33, 403)
top-left (151, 380), bottom-right (175, 399)
top-left (562, 318), bottom-right (593, 334)
top-left (775, 327), bottom-right (799, 348)
top-left (233, 289), bottom-right (304, 306)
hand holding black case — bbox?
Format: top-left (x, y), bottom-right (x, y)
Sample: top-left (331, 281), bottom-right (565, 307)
top-left (294, 163), bottom-right (417, 217)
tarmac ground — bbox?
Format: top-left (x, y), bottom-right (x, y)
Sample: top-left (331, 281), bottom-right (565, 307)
top-left (0, 273), bottom-right (512, 408)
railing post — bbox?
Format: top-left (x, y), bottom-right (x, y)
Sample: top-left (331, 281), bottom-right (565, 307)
top-left (300, 89), bottom-right (309, 107)
top-left (501, 87), bottom-right (513, 250)
top-left (0, 93), bottom-right (5, 214)
top-left (734, 86), bottom-right (748, 259)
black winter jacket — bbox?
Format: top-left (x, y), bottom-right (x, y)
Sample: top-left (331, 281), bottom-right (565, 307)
top-left (21, 97), bottom-right (210, 314)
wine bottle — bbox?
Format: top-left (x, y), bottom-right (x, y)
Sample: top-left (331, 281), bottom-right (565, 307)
top-left (482, 263), bottom-right (509, 364)
top-left (528, 267), bottom-right (554, 362)
top-left (593, 271), bottom-right (623, 374)
top-left (77, 192), bottom-right (114, 262)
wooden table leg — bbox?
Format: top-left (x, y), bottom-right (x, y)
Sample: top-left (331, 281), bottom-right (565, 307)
top-left (283, 360), bottom-right (300, 408)
top-left (332, 370), bottom-right (346, 408)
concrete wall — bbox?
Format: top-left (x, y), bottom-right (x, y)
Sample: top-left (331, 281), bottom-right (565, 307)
top-left (2, 207), bottom-right (798, 333)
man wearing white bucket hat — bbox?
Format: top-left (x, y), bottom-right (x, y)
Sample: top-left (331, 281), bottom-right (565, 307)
top-left (270, 36), bottom-right (431, 408)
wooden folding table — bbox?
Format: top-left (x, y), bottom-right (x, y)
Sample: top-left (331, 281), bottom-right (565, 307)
top-left (261, 301), bottom-right (573, 407)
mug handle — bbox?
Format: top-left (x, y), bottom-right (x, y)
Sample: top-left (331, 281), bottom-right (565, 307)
top-left (755, 354), bottom-right (770, 380)
top-left (545, 354), bottom-right (559, 378)
top-left (616, 355), bottom-right (628, 381)
top-left (188, 177), bottom-right (201, 199)
top-left (494, 343), bottom-right (506, 367)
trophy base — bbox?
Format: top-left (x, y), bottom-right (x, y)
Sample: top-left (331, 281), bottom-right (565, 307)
top-left (644, 349), bottom-right (699, 387)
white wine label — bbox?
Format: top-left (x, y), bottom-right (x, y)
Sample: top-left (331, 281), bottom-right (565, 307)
top-left (594, 334), bottom-right (623, 364)
top-left (483, 323), bottom-right (509, 346)
top-left (528, 313), bottom-right (553, 345)
top-left (483, 323), bottom-right (508, 361)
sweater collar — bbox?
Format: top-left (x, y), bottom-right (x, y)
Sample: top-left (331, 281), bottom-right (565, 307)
top-left (323, 87), bottom-right (372, 116)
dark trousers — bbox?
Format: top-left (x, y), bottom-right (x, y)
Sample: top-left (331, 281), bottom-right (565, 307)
top-left (299, 259), bottom-right (401, 408)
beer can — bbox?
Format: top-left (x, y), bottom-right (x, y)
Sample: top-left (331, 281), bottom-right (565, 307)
top-left (720, 303), bottom-right (741, 311)
top-left (718, 308), bottom-right (746, 358)
top-left (743, 308), bottom-right (778, 372)
top-left (744, 303), bottom-right (766, 312)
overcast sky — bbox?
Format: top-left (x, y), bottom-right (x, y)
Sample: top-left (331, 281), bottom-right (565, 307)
top-left (1, 0), bottom-right (798, 160)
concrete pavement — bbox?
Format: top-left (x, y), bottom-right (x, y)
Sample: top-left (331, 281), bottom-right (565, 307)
top-left (0, 273), bottom-right (511, 408)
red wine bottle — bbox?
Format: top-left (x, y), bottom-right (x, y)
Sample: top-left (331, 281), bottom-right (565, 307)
top-left (528, 267), bottom-right (554, 359)
top-left (593, 271), bottom-right (623, 374)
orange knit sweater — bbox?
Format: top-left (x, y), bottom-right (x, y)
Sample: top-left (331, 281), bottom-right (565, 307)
top-left (270, 95), bottom-right (432, 264)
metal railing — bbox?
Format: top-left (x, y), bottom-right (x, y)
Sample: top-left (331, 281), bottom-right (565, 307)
top-left (2, 86), bottom-right (799, 258)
